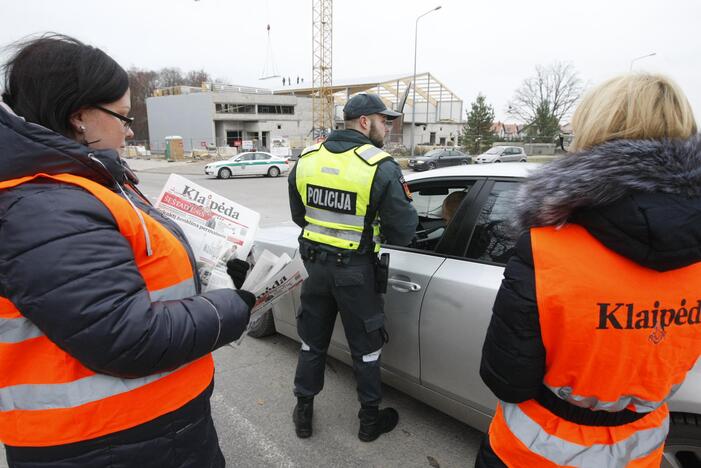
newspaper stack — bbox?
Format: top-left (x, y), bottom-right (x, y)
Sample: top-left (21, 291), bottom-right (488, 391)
top-left (243, 249), bottom-right (306, 315)
top-left (155, 174), bottom-right (307, 316)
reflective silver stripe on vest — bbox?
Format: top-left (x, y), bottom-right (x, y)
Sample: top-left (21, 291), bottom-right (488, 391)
top-left (149, 278), bottom-right (197, 302)
top-left (0, 369), bottom-right (177, 411)
top-left (357, 145), bottom-right (386, 163)
top-left (546, 383), bottom-right (682, 413)
top-left (305, 206), bottom-right (365, 227)
top-left (0, 280), bottom-right (196, 345)
top-left (304, 224), bottom-right (363, 242)
top-left (0, 317), bottom-right (43, 343)
top-left (501, 402), bottom-right (668, 467)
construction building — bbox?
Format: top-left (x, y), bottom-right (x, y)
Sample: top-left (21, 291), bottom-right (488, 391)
top-left (146, 83), bottom-right (314, 153)
top-left (277, 72), bottom-right (464, 149)
top-left (146, 72), bottom-right (463, 153)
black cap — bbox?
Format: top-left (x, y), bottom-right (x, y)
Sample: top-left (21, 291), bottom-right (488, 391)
top-left (343, 93), bottom-right (402, 120)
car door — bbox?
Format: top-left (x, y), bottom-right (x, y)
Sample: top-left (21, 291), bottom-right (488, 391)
top-left (419, 179), bottom-right (521, 417)
top-left (327, 177), bottom-right (481, 381)
top-left (235, 153), bottom-right (256, 175)
top-left (437, 150), bottom-right (451, 168)
top-left (506, 147), bottom-right (519, 162)
top-left (253, 152), bottom-right (272, 175)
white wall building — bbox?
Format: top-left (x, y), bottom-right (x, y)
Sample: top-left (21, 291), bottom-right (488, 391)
top-left (146, 83), bottom-right (313, 152)
top-left (146, 73), bottom-right (464, 153)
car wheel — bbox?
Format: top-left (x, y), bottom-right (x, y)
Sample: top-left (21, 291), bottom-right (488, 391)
top-left (248, 309), bottom-right (277, 338)
top-left (218, 167), bottom-right (232, 179)
top-left (267, 166), bottom-right (281, 178)
top-left (662, 413), bottom-right (701, 468)
top-left (520, 158), bottom-right (527, 162)
top-left (428, 162), bottom-right (436, 170)
top-left (494, 159), bottom-right (502, 163)
top-left (461, 160), bottom-right (470, 165)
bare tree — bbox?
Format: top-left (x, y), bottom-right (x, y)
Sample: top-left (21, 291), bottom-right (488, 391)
top-left (507, 62), bottom-right (582, 136)
top-left (157, 67), bottom-right (185, 88)
top-left (184, 69), bottom-right (210, 87)
top-left (127, 68), bottom-right (159, 142)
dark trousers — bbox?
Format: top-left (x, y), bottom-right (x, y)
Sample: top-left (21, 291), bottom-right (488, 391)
top-left (474, 434), bottom-right (508, 468)
top-left (294, 258), bottom-right (386, 405)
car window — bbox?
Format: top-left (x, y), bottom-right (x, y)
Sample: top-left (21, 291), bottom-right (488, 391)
top-left (238, 154), bottom-right (255, 161)
top-left (255, 153), bottom-right (271, 160)
top-left (465, 181), bottom-right (520, 264)
top-left (408, 181), bottom-right (476, 253)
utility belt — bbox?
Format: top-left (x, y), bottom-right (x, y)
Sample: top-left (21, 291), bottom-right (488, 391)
top-left (535, 385), bottom-right (647, 427)
top-left (299, 242), bottom-right (390, 294)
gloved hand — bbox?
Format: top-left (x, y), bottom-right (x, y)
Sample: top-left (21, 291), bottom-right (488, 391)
top-left (226, 258), bottom-right (250, 289)
top-left (235, 290), bottom-right (256, 313)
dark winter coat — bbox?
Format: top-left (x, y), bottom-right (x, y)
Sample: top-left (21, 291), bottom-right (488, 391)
top-left (0, 102), bottom-right (249, 467)
top-left (480, 135), bottom-right (701, 404)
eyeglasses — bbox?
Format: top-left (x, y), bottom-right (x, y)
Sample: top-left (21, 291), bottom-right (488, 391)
top-left (94, 105), bottom-right (134, 130)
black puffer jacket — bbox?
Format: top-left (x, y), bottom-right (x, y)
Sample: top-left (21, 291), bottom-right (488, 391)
top-left (480, 136), bottom-right (701, 403)
top-left (0, 103), bottom-right (249, 467)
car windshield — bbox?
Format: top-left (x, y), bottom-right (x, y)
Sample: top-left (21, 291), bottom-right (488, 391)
top-left (485, 147), bottom-right (503, 155)
top-left (424, 149), bottom-right (443, 157)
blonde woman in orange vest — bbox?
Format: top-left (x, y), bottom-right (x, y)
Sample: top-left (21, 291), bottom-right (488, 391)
top-left (0, 34), bottom-right (255, 467)
top-left (477, 74), bottom-right (700, 467)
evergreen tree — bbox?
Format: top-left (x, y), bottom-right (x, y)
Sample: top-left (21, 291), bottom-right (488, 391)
top-left (462, 94), bottom-right (495, 155)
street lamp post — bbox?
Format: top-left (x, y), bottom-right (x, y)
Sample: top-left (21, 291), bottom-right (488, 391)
top-left (629, 52), bottom-right (656, 71)
top-left (410, 5), bottom-right (442, 157)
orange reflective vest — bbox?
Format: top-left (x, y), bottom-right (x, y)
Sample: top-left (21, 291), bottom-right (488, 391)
top-left (489, 224), bottom-right (701, 467)
top-left (0, 173), bottom-right (214, 447)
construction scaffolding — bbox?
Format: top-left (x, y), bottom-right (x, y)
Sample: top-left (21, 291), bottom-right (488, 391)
top-left (311, 0), bottom-right (333, 139)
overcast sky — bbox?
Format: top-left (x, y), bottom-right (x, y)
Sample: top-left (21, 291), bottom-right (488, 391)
top-left (2, 0), bottom-right (700, 122)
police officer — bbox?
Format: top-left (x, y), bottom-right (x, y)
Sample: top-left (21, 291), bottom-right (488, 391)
top-left (288, 93), bottom-right (417, 441)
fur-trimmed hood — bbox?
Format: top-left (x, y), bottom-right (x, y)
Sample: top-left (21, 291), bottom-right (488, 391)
top-left (515, 136), bottom-right (701, 271)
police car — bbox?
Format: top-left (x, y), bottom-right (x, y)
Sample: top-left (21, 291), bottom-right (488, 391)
top-left (204, 151), bottom-right (289, 179)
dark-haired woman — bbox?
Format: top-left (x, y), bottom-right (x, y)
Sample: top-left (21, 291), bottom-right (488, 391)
top-left (0, 34), bottom-right (254, 468)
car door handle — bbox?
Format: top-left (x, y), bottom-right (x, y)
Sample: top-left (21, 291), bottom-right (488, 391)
top-left (388, 278), bottom-right (421, 293)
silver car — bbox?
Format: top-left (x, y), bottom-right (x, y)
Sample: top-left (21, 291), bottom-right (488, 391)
top-left (474, 145), bottom-right (528, 163)
top-left (252, 163), bottom-right (701, 466)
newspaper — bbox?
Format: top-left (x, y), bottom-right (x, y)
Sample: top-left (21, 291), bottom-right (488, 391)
top-left (155, 174), bottom-right (260, 291)
top-left (237, 250), bottom-right (308, 344)
top-left (244, 250), bottom-right (307, 315)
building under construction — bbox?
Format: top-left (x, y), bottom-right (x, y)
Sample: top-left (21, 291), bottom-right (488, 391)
top-left (276, 72), bottom-right (464, 149)
top-left (145, 73), bottom-right (463, 154)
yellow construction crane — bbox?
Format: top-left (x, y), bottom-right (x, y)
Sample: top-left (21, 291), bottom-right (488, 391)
top-left (312, 0), bottom-right (333, 140)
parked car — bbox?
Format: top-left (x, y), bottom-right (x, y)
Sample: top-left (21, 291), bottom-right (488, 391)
top-left (408, 148), bottom-right (471, 171)
top-left (474, 145), bottom-right (527, 163)
top-left (251, 163), bottom-right (701, 466)
top-left (204, 151), bottom-right (289, 179)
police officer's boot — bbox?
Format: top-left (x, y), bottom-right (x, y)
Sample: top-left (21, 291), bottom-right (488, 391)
top-left (357, 405), bottom-right (399, 442)
top-left (293, 396), bottom-right (314, 438)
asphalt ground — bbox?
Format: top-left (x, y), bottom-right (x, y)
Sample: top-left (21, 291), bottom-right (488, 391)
top-left (0, 158), bottom-right (484, 468)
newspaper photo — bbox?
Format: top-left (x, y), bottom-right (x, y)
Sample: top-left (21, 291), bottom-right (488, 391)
top-left (155, 174), bottom-right (261, 291)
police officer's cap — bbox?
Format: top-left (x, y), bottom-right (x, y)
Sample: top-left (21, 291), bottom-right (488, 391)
top-left (343, 94), bottom-right (402, 121)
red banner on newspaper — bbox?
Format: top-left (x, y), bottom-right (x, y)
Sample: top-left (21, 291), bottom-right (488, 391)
top-left (160, 192), bottom-right (214, 221)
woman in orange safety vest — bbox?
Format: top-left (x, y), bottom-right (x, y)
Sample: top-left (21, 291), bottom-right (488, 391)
top-left (0, 34), bottom-right (255, 467)
top-left (477, 73), bottom-right (701, 467)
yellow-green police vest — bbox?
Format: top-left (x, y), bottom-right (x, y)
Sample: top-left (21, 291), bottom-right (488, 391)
top-left (295, 143), bottom-right (392, 252)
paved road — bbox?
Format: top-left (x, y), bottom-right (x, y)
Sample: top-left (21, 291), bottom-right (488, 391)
top-left (0, 159), bottom-right (484, 468)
